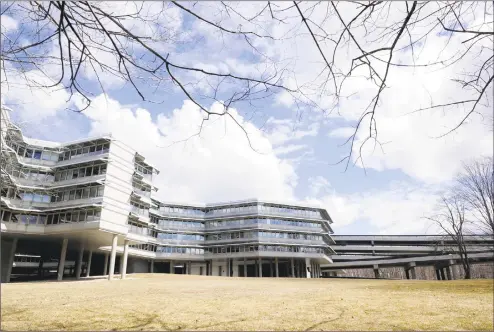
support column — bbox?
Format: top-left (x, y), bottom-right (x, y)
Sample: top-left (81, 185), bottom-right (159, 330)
top-left (275, 257), bottom-right (279, 278)
top-left (243, 257), bottom-right (247, 277)
top-left (57, 238), bottom-right (68, 281)
top-left (405, 262), bottom-right (417, 280)
top-left (305, 258), bottom-right (311, 278)
top-left (373, 264), bottom-right (380, 279)
top-left (446, 260), bottom-right (455, 280)
top-left (440, 268), bottom-right (446, 280)
top-left (85, 251), bottom-right (92, 277)
top-left (38, 260), bottom-right (44, 278)
top-left (189, 261), bottom-right (192, 275)
top-left (258, 257), bottom-right (262, 277)
top-left (103, 253), bottom-right (109, 276)
top-left (121, 240), bottom-right (129, 279)
top-left (170, 260), bottom-right (175, 274)
top-left (445, 266), bottom-right (452, 280)
top-left (75, 244), bottom-right (84, 280)
top-left (108, 234), bottom-right (118, 281)
top-left (5, 238), bottom-right (18, 283)
top-left (450, 263), bottom-right (458, 280)
top-left (269, 259), bottom-right (273, 277)
top-left (435, 268), bottom-right (441, 280)
top-left (150, 260), bottom-right (154, 273)
top-left (291, 258), bottom-right (295, 278)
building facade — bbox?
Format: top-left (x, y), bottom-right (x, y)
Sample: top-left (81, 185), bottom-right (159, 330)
top-left (0, 106), bottom-right (335, 282)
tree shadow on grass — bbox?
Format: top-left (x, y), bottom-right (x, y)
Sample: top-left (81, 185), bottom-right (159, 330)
top-left (304, 309), bottom-right (346, 331)
top-left (116, 312), bottom-right (249, 331)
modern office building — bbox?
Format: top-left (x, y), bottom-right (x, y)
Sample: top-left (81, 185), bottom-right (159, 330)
top-left (0, 106), bottom-right (335, 283)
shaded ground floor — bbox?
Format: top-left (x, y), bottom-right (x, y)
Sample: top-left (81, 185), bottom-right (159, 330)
top-left (1, 237), bottom-right (323, 283)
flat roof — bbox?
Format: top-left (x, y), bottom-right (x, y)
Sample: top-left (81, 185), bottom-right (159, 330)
top-left (151, 197), bottom-right (330, 212)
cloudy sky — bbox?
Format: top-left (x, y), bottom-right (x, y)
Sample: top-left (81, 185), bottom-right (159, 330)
top-left (2, 2), bottom-right (492, 235)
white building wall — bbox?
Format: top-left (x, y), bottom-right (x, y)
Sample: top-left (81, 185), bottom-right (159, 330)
top-left (100, 140), bottom-right (135, 229)
top-left (190, 263), bottom-right (207, 275)
top-left (211, 260), bottom-right (227, 276)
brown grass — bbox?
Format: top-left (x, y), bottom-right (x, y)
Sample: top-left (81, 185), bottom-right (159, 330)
top-left (1, 274), bottom-right (493, 331)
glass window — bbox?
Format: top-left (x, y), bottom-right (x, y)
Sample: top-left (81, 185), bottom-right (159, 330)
top-left (79, 211), bottom-right (86, 222)
top-left (33, 150), bottom-right (42, 159)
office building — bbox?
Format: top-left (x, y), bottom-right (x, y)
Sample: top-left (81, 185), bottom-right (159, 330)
top-left (0, 106), bottom-right (335, 282)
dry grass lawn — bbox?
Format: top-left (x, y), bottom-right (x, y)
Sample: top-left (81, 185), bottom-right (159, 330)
top-left (1, 274), bottom-right (493, 331)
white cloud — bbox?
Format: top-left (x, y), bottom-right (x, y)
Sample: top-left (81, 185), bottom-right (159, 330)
top-left (273, 144), bottom-right (307, 156)
top-left (264, 117), bottom-right (319, 146)
top-left (328, 127), bottom-right (354, 139)
top-left (1, 66), bottom-right (73, 120)
top-left (76, 94), bottom-right (298, 203)
top-left (305, 179), bottom-right (444, 234)
top-left (1, 15), bottom-right (18, 32)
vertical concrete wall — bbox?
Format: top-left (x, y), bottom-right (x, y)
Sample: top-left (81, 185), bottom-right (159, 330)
top-left (211, 260), bottom-right (227, 276)
top-left (101, 140), bottom-right (135, 228)
top-left (190, 263), bottom-right (204, 275)
top-left (1, 239), bottom-right (15, 282)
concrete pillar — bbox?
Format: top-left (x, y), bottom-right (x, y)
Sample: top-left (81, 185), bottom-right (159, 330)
top-left (275, 257), bottom-right (279, 278)
top-left (258, 257), bottom-right (262, 277)
top-left (4, 238), bottom-right (18, 283)
top-left (57, 239), bottom-right (69, 281)
top-left (75, 244), bottom-right (84, 280)
top-left (305, 258), bottom-right (311, 278)
top-left (85, 251), bottom-right (92, 277)
top-left (38, 260), bottom-right (44, 278)
top-left (170, 260), bottom-right (175, 274)
top-left (243, 257), bottom-right (247, 277)
top-left (440, 268), bottom-right (446, 280)
top-left (121, 240), bottom-right (129, 279)
top-left (435, 268), bottom-right (441, 280)
top-left (373, 264), bottom-right (380, 279)
top-left (445, 266), bottom-right (452, 280)
top-left (188, 261), bottom-right (192, 275)
top-left (451, 264), bottom-right (458, 280)
top-left (269, 259), bottom-right (273, 277)
top-left (150, 260), bottom-right (154, 273)
top-left (291, 258), bottom-right (295, 278)
top-left (405, 262), bottom-right (417, 280)
top-left (103, 253), bottom-right (109, 276)
top-left (108, 234), bottom-right (118, 280)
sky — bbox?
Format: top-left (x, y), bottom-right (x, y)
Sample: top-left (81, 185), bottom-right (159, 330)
top-left (1, 2), bottom-right (492, 235)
